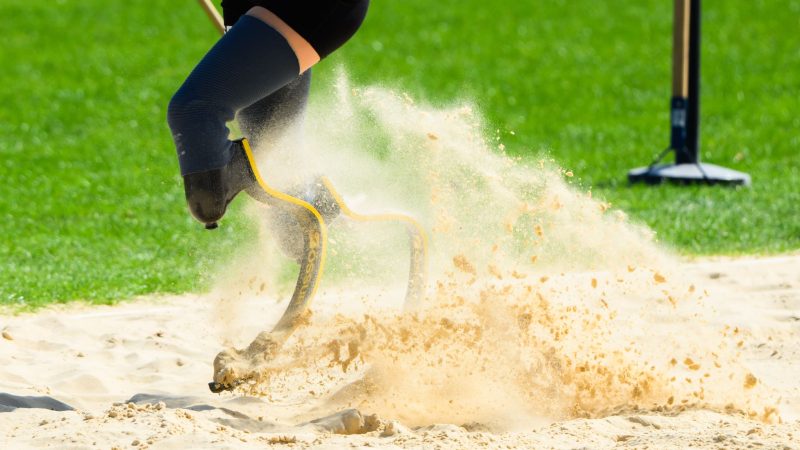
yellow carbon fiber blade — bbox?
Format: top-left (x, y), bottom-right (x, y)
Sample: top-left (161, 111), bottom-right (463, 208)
top-left (320, 177), bottom-right (428, 310)
top-left (241, 139), bottom-right (327, 333)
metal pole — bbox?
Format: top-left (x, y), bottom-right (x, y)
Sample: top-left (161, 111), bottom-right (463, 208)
top-left (670, 0), bottom-right (690, 160)
top-left (683, 0), bottom-right (701, 164)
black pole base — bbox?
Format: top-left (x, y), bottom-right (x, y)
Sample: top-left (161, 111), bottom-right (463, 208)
top-left (628, 162), bottom-right (751, 186)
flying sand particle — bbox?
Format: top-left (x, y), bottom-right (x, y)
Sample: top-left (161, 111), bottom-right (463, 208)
top-left (452, 255), bottom-right (477, 276)
top-left (744, 373), bottom-right (758, 389)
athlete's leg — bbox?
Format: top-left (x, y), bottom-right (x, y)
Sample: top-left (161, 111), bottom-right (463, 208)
top-left (238, 71), bottom-right (311, 150)
top-left (167, 1), bottom-right (369, 228)
top-left (221, 1), bottom-right (313, 150)
top-left (167, 14), bottom-right (302, 227)
top-left (236, 0), bottom-right (369, 172)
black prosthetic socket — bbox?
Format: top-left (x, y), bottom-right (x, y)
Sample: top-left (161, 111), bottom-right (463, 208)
top-left (183, 139), bottom-right (255, 229)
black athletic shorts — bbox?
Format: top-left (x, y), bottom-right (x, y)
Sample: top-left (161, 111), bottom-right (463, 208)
top-left (220, 0), bottom-right (369, 58)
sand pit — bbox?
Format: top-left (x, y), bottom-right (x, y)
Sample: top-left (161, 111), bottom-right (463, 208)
top-left (0, 255), bottom-right (799, 449)
top-left (3, 82), bottom-right (798, 448)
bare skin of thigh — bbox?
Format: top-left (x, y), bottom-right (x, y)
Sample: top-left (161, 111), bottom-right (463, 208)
top-left (246, 6), bottom-right (321, 74)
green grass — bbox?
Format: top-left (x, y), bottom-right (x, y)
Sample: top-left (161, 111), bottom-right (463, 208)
top-left (1, 0), bottom-right (798, 307)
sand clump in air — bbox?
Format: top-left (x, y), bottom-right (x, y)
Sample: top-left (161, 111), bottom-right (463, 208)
top-left (211, 74), bottom-right (781, 429)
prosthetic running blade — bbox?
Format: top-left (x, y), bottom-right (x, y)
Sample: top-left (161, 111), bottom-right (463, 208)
top-left (320, 177), bottom-right (428, 311)
top-left (209, 139), bottom-right (326, 393)
top-left (199, 4), bottom-right (428, 393)
top-left (208, 145), bottom-right (428, 393)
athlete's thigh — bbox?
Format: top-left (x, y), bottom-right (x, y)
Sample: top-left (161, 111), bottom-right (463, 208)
top-left (222, 0), bottom-right (369, 58)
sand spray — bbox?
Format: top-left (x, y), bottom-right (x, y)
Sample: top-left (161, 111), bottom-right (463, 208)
top-left (210, 73), bottom-right (778, 429)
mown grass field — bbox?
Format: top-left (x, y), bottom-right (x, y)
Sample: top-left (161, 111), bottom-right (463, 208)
top-left (1, 0), bottom-right (798, 307)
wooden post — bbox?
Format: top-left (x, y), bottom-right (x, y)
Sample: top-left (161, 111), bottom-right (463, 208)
top-left (672, 0), bottom-right (691, 98)
top-left (196, 0), bottom-right (226, 35)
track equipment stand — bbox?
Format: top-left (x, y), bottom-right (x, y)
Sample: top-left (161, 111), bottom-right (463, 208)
top-left (628, 0), bottom-right (750, 186)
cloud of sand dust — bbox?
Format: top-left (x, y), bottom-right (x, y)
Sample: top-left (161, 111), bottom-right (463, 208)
top-left (215, 72), bottom-right (780, 430)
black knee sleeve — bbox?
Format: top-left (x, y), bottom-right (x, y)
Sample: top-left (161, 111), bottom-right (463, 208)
top-left (167, 15), bottom-right (300, 175)
top-left (221, 0), bottom-right (369, 58)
